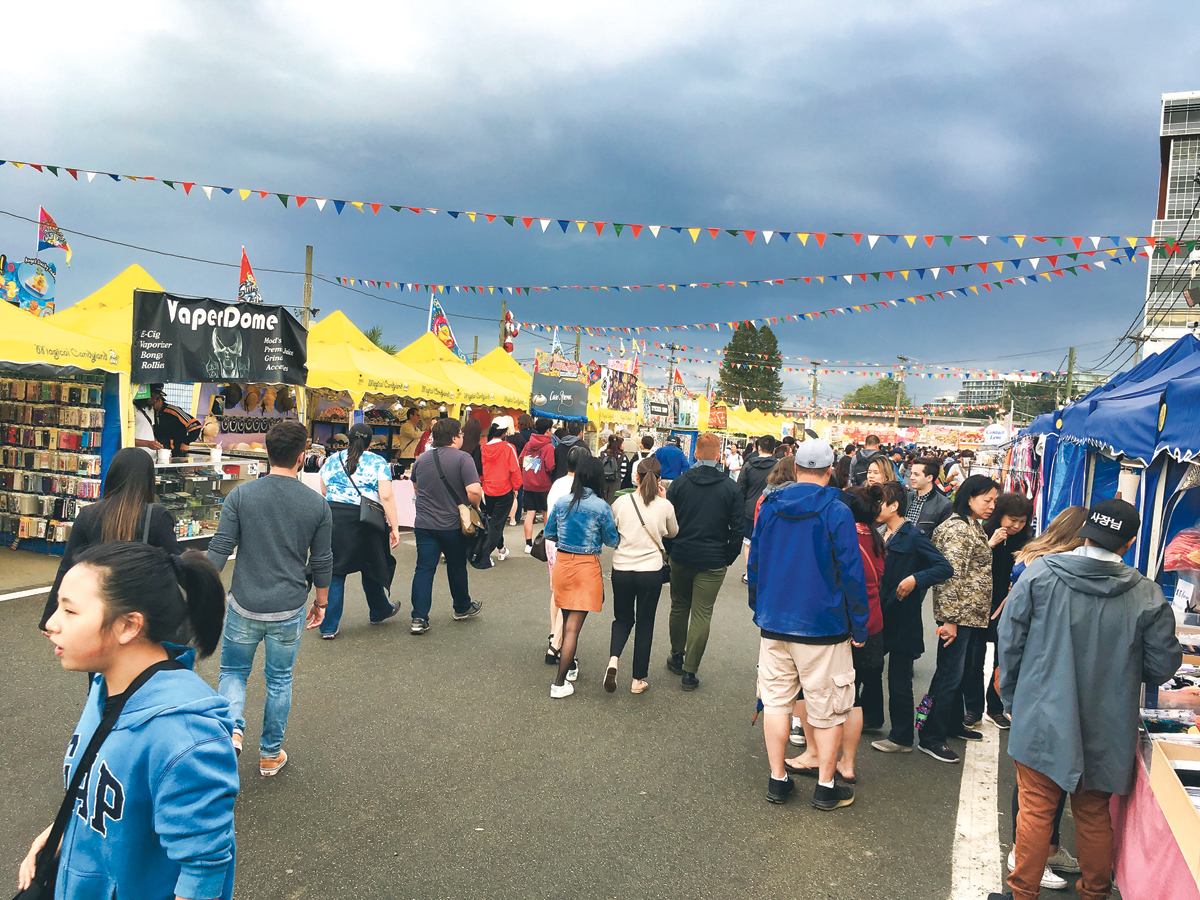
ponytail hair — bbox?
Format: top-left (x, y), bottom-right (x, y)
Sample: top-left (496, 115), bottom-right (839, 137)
top-left (74, 543), bottom-right (226, 658)
top-left (345, 423), bottom-right (375, 477)
top-left (637, 455), bottom-right (662, 506)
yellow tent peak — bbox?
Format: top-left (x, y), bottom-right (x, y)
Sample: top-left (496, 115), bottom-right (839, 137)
top-left (66, 264), bottom-right (163, 312)
top-left (472, 346), bottom-right (529, 377)
top-left (394, 331), bottom-right (462, 366)
top-left (307, 310), bottom-right (379, 352)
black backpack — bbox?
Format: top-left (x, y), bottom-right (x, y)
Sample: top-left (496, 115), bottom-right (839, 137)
top-left (602, 454), bottom-right (622, 482)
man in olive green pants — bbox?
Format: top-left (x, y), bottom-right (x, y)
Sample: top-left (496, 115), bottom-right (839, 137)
top-left (663, 433), bottom-right (744, 691)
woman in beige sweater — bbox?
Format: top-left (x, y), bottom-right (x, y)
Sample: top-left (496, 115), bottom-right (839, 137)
top-left (605, 457), bottom-right (679, 694)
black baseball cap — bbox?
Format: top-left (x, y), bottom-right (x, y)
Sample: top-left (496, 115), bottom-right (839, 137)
top-left (1076, 498), bottom-right (1140, 553)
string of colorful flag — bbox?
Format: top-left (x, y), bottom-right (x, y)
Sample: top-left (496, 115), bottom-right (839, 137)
top-left (588, 346), bottom-right (1066, 379)
top-left (331, 248), bottom-right (1139, 297)
top-left (516, 250), bottom-right (1145, 335)
top-left (0, 157), bottom-right (1160, 251)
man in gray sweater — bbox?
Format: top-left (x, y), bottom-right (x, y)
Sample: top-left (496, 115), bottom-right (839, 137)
top-left (995, 499), bottom-right (1181, 900)
top-left (208, 421), bottom-right (333, 777)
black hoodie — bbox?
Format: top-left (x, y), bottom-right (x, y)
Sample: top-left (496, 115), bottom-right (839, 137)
top-left (737, 455), bottom-right (778, 521)
top-left (665, 463), bottom-right (744, 570)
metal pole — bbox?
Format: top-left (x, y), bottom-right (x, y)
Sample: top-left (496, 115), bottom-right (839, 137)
top-left (666, 342), bottom-right (677, 390)
top-left (302, 245), bottom-right (313, 328)
top-left (1065, 346), bottom-right (1075, 401)
top-left (574, 329), bottom-right (581, 363)
top-left (894, 355), bottom-right (910, 431)
top-left (472, 335), bottom-right (478, 363)
top-left (499, 299), bottom-right (507, 349)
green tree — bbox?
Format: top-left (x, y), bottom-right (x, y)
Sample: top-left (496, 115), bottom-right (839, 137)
top-left (364, 325), bottom-right (397, 355)
top-left (843, 376), bottom-right (912, 410)
top-left (714, 324), bottom-right (785, 412)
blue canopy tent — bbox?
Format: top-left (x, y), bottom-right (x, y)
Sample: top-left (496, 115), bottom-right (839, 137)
top-left (1021, 334), bottom-right (1200, 581)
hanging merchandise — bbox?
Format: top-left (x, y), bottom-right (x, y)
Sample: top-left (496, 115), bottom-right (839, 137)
top-left (131, 290), bottom-right (308, 384)
top-left (0, 157), bottom-right (1160, 253)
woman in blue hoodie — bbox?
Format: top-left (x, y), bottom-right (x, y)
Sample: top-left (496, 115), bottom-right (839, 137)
top-left (545, 456), bottom-right (619, 699)
top-left (18, 542), bottom-right (238, 900)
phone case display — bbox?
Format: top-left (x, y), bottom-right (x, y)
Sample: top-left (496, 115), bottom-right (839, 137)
top-left (154, 459), bottom-right (259, 540)
top-left (0, 375), bottom-right (105, 543)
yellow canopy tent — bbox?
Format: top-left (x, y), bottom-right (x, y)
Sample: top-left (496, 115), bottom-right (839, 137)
top-left (0, 302), bottom-right (126, 374)
top-left (395, 332), bottom-right (528, 409)
top-left (49, 264), bottom-right (165, 368)
top-left (306, 311), bottom-right (436, 405)
top-left (471, 346), bottom-right (532, 399)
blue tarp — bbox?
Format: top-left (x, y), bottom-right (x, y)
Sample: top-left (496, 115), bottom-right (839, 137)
top-left (1025, 411), bottom-right (1058, 436)
top-left (1157, 374), bottom-right (1200, 462)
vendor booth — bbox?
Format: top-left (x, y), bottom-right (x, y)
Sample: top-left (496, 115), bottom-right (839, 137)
top-left (0, 301), bottom-right (127, 552)
top-left (1022, 334), bottom-right (1200, 898)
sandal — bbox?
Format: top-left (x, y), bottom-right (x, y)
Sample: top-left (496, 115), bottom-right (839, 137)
top-left (545, 634), bottom-right (561, 666)
top-left (784, 761), bottom-right (820, 777)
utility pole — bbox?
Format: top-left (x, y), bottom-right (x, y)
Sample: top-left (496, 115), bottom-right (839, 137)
top-left (472, 335), bottom-right (478, 363)
top-left (811, 368), bottom-right (818, 408)
top-left (705, 376), bottom-right (711, 400)
top-left (301, 245), bottom-right (313, 328)
top-left (499, 299), bottom-right (507, 349)
top-left (666, 342), bottom-right (678, 390)
top-left (574, 329), bottom-right (581, 363)
top-left (1065, 346), bottom-right (1075, 402)
top-left (894, 355), bottom-right (910, 431)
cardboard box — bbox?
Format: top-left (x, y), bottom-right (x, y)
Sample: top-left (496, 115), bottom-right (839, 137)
top-left (1150, 739), bottom-right (1200, 884)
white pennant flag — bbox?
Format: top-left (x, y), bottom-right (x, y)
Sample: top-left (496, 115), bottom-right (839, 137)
top-left (315, 198), bottom-right (327, 211)
top-left (931, 267), bottom-right (941, 279)
top-left (762, 231), bottom-right (773, 244)
top-left (1095, 260), bottom-right (1106, 269)
top-left (1090, 236), bottom-right (1101, 249)
top-left (1029, 258), bottom-right (1041, 270)
top-left (86, 171), bottom-right (96, 182)
top-left (868, 235), bottom-right (880, 248)
top-left (649, 225), bottom-right (661, 238)
top-left (539, 219), bottom-right (550, 232)
top-left (977, 236), bottom-right (988, 244)
top-left (201, 186), bottom-right (214, 199)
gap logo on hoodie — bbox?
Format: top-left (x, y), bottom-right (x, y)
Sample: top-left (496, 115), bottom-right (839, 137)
top-left (64, 733), bottom-right (126, 836)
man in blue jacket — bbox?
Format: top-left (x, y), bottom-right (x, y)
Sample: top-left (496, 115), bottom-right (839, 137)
top-left (654, 435), bottom-right (689, 486)
top-left (749, 438), bottom-right (868, 811)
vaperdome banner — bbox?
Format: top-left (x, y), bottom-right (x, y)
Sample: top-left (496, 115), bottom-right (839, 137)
top-left (131, 290), bottom-right (307, 384)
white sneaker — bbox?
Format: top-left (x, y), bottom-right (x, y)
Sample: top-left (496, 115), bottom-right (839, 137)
top-left (524, 544), bottom-right (533, 554)
top-left (1007, 851), bottom-right (1069, 890)
top-left (498, 547), bottom-right (510, 561)
top-left (550, 682), bottom-right (575, 699)
top-left (1045, 847), bottom-right (1081, 873)
top-left (566, 659), bottom-right (579, 682)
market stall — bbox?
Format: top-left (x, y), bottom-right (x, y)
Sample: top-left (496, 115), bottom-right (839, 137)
top-left (0, 301), bottom-right (127, 552)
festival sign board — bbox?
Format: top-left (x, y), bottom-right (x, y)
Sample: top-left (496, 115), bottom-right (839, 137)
top-left (534, 350), bottom-right (587, 382)
top-left (601, 359), bottom-right (639, 413)
top-left (673, 393), bottom-right (700, 429)
top-left (708, 406), bottom-right (728, 429)
top-left (0, 253), bottom-right (56, 316)
top-left (531, 372), bottom-right (588, 422)
top-left (131, 289), bottom-right (307, 384)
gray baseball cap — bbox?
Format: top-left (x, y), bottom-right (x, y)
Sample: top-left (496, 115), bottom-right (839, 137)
top-left (794, 438), bottom-right (834, 469)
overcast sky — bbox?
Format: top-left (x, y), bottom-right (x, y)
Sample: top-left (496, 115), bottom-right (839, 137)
top-left (2, 1), bottom-right (1196, 403)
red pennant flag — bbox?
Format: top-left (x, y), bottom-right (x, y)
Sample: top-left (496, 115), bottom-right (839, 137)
top-left (238, 247), bottom-right (263, 303)
top-left (744, 231), bottom-right (756, 244)
top-left (407, 207), bottom-right (422, 214)
top-left (66, 169), bottom-right (78, 180)
top-left (1047, 255), bottom-right (1059, 267)
top-left (852, 233), bottom-right (863, 244)
top-left (1070, 237), bottom-right (1083, 249)
top-left (257, 190), bottom-right (269, 199)
top-left (484, 214), bottom-right (497, 223)
top-left (813, 233), bottom-right (827, 247)
top-left (369, 203), bottom-right (382, 215)
top-left (182, 182), bottom-right (195, 195)
top-left (594, 222), bottom-right (606, 236)
top-left (707, 228), bottom-right (720, 240)
top-left (29, 164), bottom-right (43, 172)
top-left (295, 196), bottom-right (308, 207)
top-left (631, 224), bottom-right (643, 239)
top-left (521, 217), bottom-right (533, 228)
top-left (923, 235), bottom-right (935, 247)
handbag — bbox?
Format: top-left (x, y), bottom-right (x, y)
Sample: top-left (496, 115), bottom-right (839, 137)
top-left (530, 529), bottom-right (549, 562)
top-left (13, 658), bottom-right (185, 900)
top-left (432, 448), bottom-right (484, 536)
top-left (627, 494), bottom-right (672, 584)
top-left (340, 454), bottom-right (390, 534)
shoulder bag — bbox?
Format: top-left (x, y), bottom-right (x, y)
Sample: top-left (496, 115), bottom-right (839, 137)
top-left (13, 658), bottom-right (185, 900)
top-left (341, 454), bottom-right (390, 534)
top-left (432, 448), bottom-right (484, 536)
top-left (627, 494), bottom-right (672, 584)
top-left (530, 529), bottom-right (549, 562)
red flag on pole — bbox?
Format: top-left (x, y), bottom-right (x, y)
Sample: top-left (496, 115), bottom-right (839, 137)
top-left (238, 247), bottom-right (262, 303)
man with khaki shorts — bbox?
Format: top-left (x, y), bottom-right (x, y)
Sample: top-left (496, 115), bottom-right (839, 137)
top-left (748, 438), bottom-right (869, 811)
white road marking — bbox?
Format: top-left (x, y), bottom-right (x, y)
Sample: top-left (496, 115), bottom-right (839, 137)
top-left (0, 585), bottom-right (52, 603)
top-left (950, 643), bottom-right (1003, 900)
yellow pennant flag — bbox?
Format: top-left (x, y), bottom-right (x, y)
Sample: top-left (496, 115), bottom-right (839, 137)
top-left (670, 285), bottom-right (676, 291)
top-left (904, 235), bottom-right (917, 247)
top-left (576, 221), bottom-right (586, 232)
top-left (1013, 235), bottom-right (1026, 247)
top-left (969, 286), bottom-right (979, 294)
top-left (739, 281), bottom-right (747, 287)
top-left (351, 202), bottom-right (364, 212)
top-left (238, 189), bottom-right (251, 200)
top-left (487, 286), bottom-right (494, 294)
top-left (900, 270), bottom-right (909, 280)
top-left (797, 233), bottom-right (809, 245)
top-left (688, 228), bottom-right (700, 242)
top-left (993, 261), bottom-right (1003, 273)
top-left (466, 212), bottom-right (477, 222)
top-left (1124, 236), bottom-right (1138, 247)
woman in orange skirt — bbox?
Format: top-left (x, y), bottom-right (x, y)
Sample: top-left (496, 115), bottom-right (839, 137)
top-left (545, 457), bottom-right (619, 698)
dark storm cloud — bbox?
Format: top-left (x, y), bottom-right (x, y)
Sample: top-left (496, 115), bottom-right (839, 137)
top-left (0, 1), bottom-right (1194, 401)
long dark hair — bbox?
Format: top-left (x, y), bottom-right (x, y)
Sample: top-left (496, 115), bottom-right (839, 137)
top-left (605, 435), bottom-right (624, 457)
top-left (74, 542), bottom-right (226, 657)
top-left (985, 492), bottom-right (1034, 544)
top-left (953, 474), bottom-right (1000, 520)
top-left (94, 448), bottom-right (157, 543)
top-left (345, 423), bottom-right (374, 476)
top-left (834, 455), bottom-right (852, 489)
top-left (461, 417), bottom-right (482, 456)
top-left (846, 485), bottom-right (885, 559)
top-left (568, 457), bottom-right (606, 513)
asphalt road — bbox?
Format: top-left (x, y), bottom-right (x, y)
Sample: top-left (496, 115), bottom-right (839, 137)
top-left (0, 530), bottom-right (1082, 900)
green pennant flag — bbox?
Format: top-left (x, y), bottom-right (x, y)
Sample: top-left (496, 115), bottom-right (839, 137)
top-left (1053, 237), bottom-right (1064, 246)
top-left (942, 235), bottom-right (953, 246)
top-left (277, 193), bottom-right (289, 207)
top-left (503, 216), bottom-right (515, 226)
top-left (46, 166), bottom-right (58, 177)
top-left (613, 223), bottom-right (624, 236)
top-left (871, 272), bottom-right (881, 281)
top-left (163, 180), bottom-right (175, 189)
top-left (725, 230), bottom-right (739, 237)
top-left (390, 205), bottom-right (403, 212)
top-left (1067, 253), bottom-right (1079, 261)
top-left (523, 287), bottom-right (530, 295)
top-left (1066, 267), bottom-right (1077, 276)
top-left (962, 263), bottom-right (971, 272)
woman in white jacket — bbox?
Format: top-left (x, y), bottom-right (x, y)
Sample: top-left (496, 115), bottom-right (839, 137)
top-left (605, 456), bottom-right (679, 694)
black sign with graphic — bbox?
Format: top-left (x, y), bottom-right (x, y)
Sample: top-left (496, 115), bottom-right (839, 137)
top-left (530, 372), bottom-right (589, 422)
top-left (132, 290), bottom-right (307, 384)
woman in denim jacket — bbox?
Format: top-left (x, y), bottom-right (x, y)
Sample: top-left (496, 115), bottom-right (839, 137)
top-left (545, 456), bottom-right (619, 699)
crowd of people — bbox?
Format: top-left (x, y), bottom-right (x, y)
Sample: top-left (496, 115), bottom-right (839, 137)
top-left (18, 418), bottom-right (1185, 900)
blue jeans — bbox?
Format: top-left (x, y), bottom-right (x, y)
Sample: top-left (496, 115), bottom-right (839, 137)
top-left (411, 527), bottom-right (472, 620)
top-left (218, 605), bottom-right (304, 756)
top-left (321, 572), bottom-right (394, 635)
